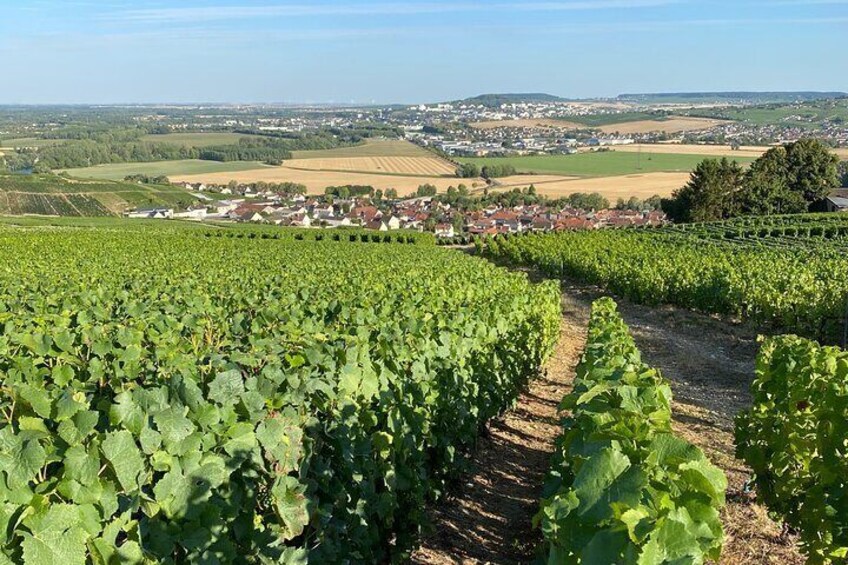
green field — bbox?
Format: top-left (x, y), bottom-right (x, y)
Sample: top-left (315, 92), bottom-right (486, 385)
top-left (692, 99), bottom-right (848, 128)
top-left (140, 132), bottom-right (264, 147)
top-left (458, 151), bottom-right (755, 177)
top-left (291, 138), bottom-right (431, 159)
top-left (61, 159), bottom-right (271, 180)
top-left (0, 137), bottom-right (69, 148)
top-left (0, 172), bottom-right (200, 215)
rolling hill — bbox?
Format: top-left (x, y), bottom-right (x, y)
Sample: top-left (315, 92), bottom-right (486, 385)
top-left (458, 93), bottom-right (568, 106)
top-left (0, 173), bottom-right (199, 216)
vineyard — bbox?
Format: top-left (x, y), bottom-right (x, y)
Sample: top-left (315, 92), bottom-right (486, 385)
top-left (537, 299), bottom-right (726, 563)
top-left (482, 213), bottom-right (848, 342)
top-left (0, 215), bottom-right (846, 564)
top-left (0, 226), bottom-right (560, 563)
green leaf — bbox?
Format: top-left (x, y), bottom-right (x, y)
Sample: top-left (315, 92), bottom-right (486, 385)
top-left (153, 407), bottom-right (195, 447)
top-left (21, 504), bottom-right (89, 565)
top-left (101, 430), bottom-right (144, 492)
top-left (208, 370), bottom-right (244, 405)
top-left (271, 476), bottom-right (310, 541)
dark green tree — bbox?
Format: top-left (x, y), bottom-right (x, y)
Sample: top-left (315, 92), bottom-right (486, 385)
top-left (662, 158), bottom-right (744, 223)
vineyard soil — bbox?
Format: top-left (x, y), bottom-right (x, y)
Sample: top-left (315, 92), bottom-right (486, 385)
top-left (414, 276), bottom-right (805, 564)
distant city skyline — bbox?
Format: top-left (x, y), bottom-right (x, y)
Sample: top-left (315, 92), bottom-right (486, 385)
top-left (1, 0), bottom-right (846, 104)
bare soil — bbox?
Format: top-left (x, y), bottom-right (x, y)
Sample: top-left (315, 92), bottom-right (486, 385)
top-left (412, 278), bottom-right (804, 564)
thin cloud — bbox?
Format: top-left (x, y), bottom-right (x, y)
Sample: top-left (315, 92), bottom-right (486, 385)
top-left (104, 1), bottom-right (682, 23)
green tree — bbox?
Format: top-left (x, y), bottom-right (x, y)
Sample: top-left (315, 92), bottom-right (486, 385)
top-left (662, 158), bottom-right (744, 223)
top-left (739, 147), bottom-right (806, 215)
top-left (783, 138), bottom-right (840, 203)
top-left (456, 162), bottom-right (480, 178)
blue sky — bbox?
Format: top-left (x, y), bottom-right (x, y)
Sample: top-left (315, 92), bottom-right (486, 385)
top-left (0, 0), bottom-right (846, 104)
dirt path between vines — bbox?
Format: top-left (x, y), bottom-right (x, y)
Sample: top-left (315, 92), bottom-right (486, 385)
top-left (413, 278), bottom-right (804, 564)
top-left (412, 289), bottom-right (591, 564)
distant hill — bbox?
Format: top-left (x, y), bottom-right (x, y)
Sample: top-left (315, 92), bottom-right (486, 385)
top-left (457, 93), bottom-right (567, 107)
top-left (617, 92), bottom-right (848, 105)
top-left (0, 172), bottom-right (198, 216)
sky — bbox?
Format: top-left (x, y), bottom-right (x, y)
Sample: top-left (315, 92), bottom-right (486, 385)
top-left (0, 0), bottom-right (846, 104)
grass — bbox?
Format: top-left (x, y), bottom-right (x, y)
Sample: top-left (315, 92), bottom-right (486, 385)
top-left (0, 137), bottom-right (69, 148)
top-left (60, 159), bottom-right (271, 180)
top-left (457, 151), bottom-right (756, 177)
top-left (291, 139), bottom-right (432, 159)
top-left (691, 99), bottom-right (848, 128)
top-left (140, 132), bottom-right (264, 147)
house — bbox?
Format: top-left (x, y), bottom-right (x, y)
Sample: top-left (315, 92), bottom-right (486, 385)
top-left (365, 219), bottom-right (388, 231)
top-left (384, 216), bottom-right (402, 230)
top-left (173, 206), bottom-right (208, 220)
top-left (126, 207), bottom-right (173, 219)
top-left (434, 223), bottom-right (455, 238)
top-left (825, 194), bottom-right (848, 212)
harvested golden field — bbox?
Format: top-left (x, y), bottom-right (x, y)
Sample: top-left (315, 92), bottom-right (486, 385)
top-left (611, 144), bottom-right (772, 158)
top-left (284, 156), bottom-right (456, 176)
top-left (598, 116), bottom-right (728, 134)
top-left (291, 138), bottom-right (433, 159)
top-left (172, 166), bottom-right (483, 196)
top-left (612, 144), bottom-right (848, 159)
top-left (470, 118), bottom-right (583, 130)
top-left (492, 172), bottom-right (690, 200)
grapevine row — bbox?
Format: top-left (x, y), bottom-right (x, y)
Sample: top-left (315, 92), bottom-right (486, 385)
top-left (536, 298), bottom-right (727, 564)
top-left (0, 228), bottom-right (560, 563)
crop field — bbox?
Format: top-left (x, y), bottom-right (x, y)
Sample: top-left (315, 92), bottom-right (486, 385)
top-left (469, 118), bottom-right (584, 130)
top-left (493, 172), bottom-right (690, 200)
top-left (140, 132), bottom-right (264, 147)
top-left (61, 159), bottom-right (271, 180)
top-left (459, 151), bottom-right (755, 177)
top-left (0, 172), bottom-right (198, 215)
top-left (173, 166), bottom-right (483, 195)
top-left (284, 155), bottom-right (457, 176)
top-left (611, 143), bottom-right (773, 158)
top-left (484, 213), bottom-right (848, 341)
top-left (0, 226), bottom-right (559, 563)
top-left (595, 116), bottom-right (729, 134)
top-left (290, 138), bottom-right (432, 159)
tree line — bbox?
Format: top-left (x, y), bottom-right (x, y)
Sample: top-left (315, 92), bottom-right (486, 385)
top-left (662, 139), bottom-right (842, 223)
top-left (456, 162), bottom-right (518, 179)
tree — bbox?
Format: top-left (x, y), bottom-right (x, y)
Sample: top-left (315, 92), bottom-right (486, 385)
top-left (456, 162), bottom-right (480, 178)
top-left (385, 188), bottom-right (398, 200)
top-left (782, 138), bottom-right (840, 203)
top-left (839, 161), bottom-right (848, 188)
top-left (662, 158), bottom-right (744, 223)
top-left (416, 184), bottom-right (438, 197)
top-left (738, 147), bottom-right (806, 215)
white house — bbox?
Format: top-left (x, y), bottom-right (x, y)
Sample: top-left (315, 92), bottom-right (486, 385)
top-left (126, 207), bottom-right (173, 220)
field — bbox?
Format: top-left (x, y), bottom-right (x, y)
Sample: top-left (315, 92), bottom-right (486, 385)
top-left (284, 156), bottom-right (456, 176)
top-left (60, 139), bottom-right (464, 195)
top-left (60, 159), bottom-right (271, 180)
top-left (459, 151), bottom-right (755, 177)
top-left (469, 118), bottom-right (584, 130)
top-left (0, 137), bottom-right (68, 148)
top-left (290, 138), bottom-right (431, 158)
top-left (595, 116), bottom-right (729, 134)
top-left (0, 225), bottom-right (558, 563)
top-left (140, 132), bottom-right (264, 147)
top-left (493, 172), bottom-right (690, 199)
top-left (484, 213), bottom-right (848, 340)
top-left (173, 166), bottom-right (482, 195)
top-left (0, 172), bottom-right (199, 215)
top-left (693, 98), bottom-right (848, 128)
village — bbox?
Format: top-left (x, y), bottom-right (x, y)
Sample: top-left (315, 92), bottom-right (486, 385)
top-left (127, 180), bottom-right (667, 237)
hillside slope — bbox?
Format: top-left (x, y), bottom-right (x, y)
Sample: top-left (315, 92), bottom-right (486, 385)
top-left (0, 173), bottom-right (198, 216)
